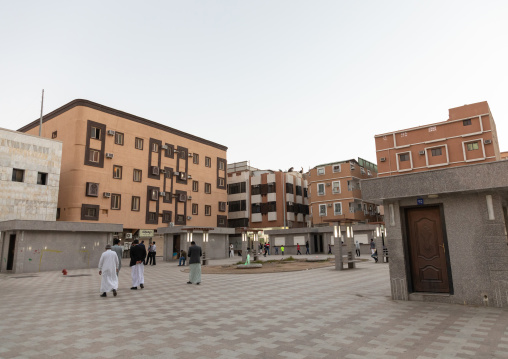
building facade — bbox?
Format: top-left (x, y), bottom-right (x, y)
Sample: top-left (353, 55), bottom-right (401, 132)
top-left (375, 101), bottom-right (501, 177)
top-left (18, 99), bottom-right (228, 238)
top-left (227, 161), bottom-right (310, 229)
top-left (308, 158), bottom-right (381, 227)
top-left (0, 128), bottom-right (62, 221)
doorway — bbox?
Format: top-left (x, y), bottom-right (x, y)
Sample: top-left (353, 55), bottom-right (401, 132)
top-left (173, 235), bottom-right (181, 259)
top-left (7, 234), bottom-right (16, 271)
top-left (313, 235), bottom-right (323, 253)
top-left (405, 206), bottom-right (451, 293)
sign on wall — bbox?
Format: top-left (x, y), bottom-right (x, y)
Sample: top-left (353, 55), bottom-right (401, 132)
top-left (139, 230), bottom-right (154, 238)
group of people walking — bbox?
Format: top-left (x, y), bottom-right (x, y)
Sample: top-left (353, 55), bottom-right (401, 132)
top-left (98, 239), bottom-right (203, 297)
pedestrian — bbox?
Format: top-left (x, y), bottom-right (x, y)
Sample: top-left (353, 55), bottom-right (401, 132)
top-left (370, 238), bottom-right (376, 261)
top-left (275, 246), bottom-right (279, 255)
top-left (297, 243), bottom-right (301, 255)
top-left (266, 242), bottom-right (270, 255)
top-left (111, 238), bottom-right (123, 271)
top-left (263, 243), bottom-right (267, 257)
top-left (129, 239), bottom-right (146, 290)
top-left (281, 245), bottom-right (285, 257)
top-left (98, 244), bottom-right (119, 297)
top-left (328, 244), bottom-right (332, 254)
top-left (229, 243), bottom-right (234, 258)
top-left (259, 243), bottom-right (263, 254)
top-left (355, 240), bottom-right (361, 257)
top-left (187, 241), bottom-right (202, 285)
top-left (371, 249), bottom-right (379, 263)
top-left (179, 249), bottom-right (187, 266)
top-left (148, 241), bottom-right (156, 265)
top-left (305, 240), bottom-right (310, 254)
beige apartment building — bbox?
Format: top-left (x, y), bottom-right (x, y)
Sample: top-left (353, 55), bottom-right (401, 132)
top-left (308, 158), bottom-right (381, 226)
top-left (227, 161), bottom-right (309, 229)
top-left (375, 101), bottom-right (502, 177)
top-left (18, 99), bottom-right (228, 237)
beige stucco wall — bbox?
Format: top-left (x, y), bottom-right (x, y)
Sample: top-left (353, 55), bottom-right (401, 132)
top-left (0, 128), bottom-right (62, 221)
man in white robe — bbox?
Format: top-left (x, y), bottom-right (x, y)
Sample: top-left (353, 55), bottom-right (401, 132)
top-left (98, 244), bottom-right (119, 297)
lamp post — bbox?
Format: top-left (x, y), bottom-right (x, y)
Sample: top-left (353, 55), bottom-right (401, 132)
top-left (202, 230), bottom-right (209, 265)
top-left (334, 225), bottom-right (343, 270)
top-left (241, 230), bottom-right (248, 262)
top-left (252, 231), bottom-right (259, 261)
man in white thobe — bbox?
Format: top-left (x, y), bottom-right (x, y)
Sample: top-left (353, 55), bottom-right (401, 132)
top-left (98, 244), bottom-right (119, 297)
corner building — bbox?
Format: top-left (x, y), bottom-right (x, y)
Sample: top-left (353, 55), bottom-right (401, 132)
top-left (18, 99), bottom-right (228, 236)
top-left (375, 101), bottom-right (502, 177)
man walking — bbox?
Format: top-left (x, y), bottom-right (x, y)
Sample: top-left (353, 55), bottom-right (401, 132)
top-left (229, 243), bottom-right (234, 257)
top-left (130, 239), bottom-right (146, 290)
top-left (355, 240), bottom-right (361, 257)
top-left (305, 241), bottom-right (310, 255)
top-left (111, 238), bottom-right (123, 272)
top-left (179, 249), bottom-right (187, 266)
top-left (98, 244), bottom-right (119, 297)
top-left (187, 241), bottom-right (202, 285)
top-left (370, 239), bottom-right (376, 262)
top-left (147, 241), bottom-right (156, 265)
top-left (296, 243), bottom-right (302, 255)
top-left (281, 245), bottom-right (285, 257)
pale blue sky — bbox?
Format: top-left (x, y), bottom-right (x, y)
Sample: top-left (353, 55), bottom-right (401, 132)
top-left (1, 0), bottom-right (507, 170)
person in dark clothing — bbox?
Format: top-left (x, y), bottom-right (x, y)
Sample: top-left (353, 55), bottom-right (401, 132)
top-left (129, 239), bottom-right (146, 290)
top-left (328, 244), bottom-right (332, 254)
top-left (187, 241), bottom-right (202, 285)
top-left (305, 241), bottom-right (310, 254)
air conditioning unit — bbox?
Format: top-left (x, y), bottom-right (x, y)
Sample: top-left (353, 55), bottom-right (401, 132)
top-left (187, 174), bottom-right (192, 179)
top-left (151, 166), bottom-right (159, 175)
top-left (107, 130), bottom-right (115, 136)
top-left (187, 216), bottom-right (192, 220)
top-left (380, 157), bottom-right (386, 162)
top-left (188, 196), bottom-right (192, 200)
top-left (160, 169), bottom-right (166, 173)
top-left (419, 150), bottom-right (425, 155)
top-left (326, 183), bottom-right (331, 187)
top-left (160, 191), bottom-right (166, 196)
top-left (178, 193), bottom-right (187, 202)
top-left (179, 172), bottom-right (187, 180)
top-left (485, 139), bottom-right (492, 144)
top-left (161, 145), bottom-right (168, 150)
top-left (327, 203), bottom-right (332, 207)
top-left (188, 153), bottom-right (193, 157)
top-left (125, 233), bottom-right (132, 239)
top-left (103, 192), bottom-right (111, 198)
top-left (169, 222), bottom-right (174, 227)
top-left (174, 171), bottom-right (180, 176)
top-left (105, 153), bottom-right (114, 159)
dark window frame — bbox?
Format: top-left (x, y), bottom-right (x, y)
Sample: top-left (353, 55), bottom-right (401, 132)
top-left (192, 180), bottom-right (199, 192)
top-left (37, 172), bottom-right (48, 185)
top-left (192, 203), bottom-right (198, 215)
top-left (114, 132), bottom-right (124, 145)
top-left (463, 119), bottom-right (472, 126)
top-left (11, 168), bottom-right (24, 182)
top-left (193, 153), bottom-right (199, 164)
top-left (131, 196), bottom-right (140, 211)
top-left (133, 169), bottom-right (142, 182)
top-left (205, 156), bottom-right (211, 167)
top-left (81, 204), bottom-right (99, 221)
top-left (113, 165), bottom-right (123, 179)
top-left (135, 137), bottom-right (144, 150)
top-left (205, 183), bottom-right (211, 194)
top-left (205, 205), bottom-right (212, 216)
top-left (111, 193), bottom-right (121, 210)
top-left (86, 182), bottom-right (99, 197)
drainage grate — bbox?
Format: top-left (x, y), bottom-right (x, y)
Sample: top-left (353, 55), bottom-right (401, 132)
top-left (65, 274), bottom-right (92, 277)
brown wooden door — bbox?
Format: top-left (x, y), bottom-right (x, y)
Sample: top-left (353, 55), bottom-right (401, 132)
top-left (406, 206), bottom-right (450, 293)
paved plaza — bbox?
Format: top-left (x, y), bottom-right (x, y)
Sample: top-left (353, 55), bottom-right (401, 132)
top-left (1, 255), bottom-right (507, 359)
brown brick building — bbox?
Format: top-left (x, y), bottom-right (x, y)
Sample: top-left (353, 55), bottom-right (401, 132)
top-left (18, 99), bottom-right (228, 237)
top-left (375, 101), bottom-right (501, 177)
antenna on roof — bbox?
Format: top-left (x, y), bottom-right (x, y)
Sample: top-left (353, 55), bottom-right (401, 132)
top-left (38, 89), bottom-right (44, 136)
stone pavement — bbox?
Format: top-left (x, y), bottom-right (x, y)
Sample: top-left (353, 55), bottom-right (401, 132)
top-left (1, 255), bottom-right (507, 359)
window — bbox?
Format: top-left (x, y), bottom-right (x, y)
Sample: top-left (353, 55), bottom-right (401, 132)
top-left (334, 202), bottom-right (342, 215)
top-left (87, 207), bottom-right (97, 217)
top-left (205, 205), bottom-right (211, 216)
top-left (360, 167), bottom-right (365, 174)
top-left (463, 119), bottom-right (472, 126)
top-left (86, 182), bottom-right (99, 197)
top-left (431, 148), bottom-right (442, 156)
top-left (219, 202), bottom-right (226, 212)
top-left (205, 183), bottom-right (211, 194)
top-left (164, 192), bottom-right (171, 202)
top-left (319, 204), bottom-right (327, 216)
top-left (164, 145), bottom-right (174, 157)
top-left (91, 127), bottom-right (101, 139)
top-left (228, 182), bottom-right (246, 194)
top-left (229, 200), bottom-right (246, 212)
top-left (317, 167), bottom-right (325, 175)
top-left (367, 170), bottom-right (372, 176)
top-left (81, 204), bottom-right (99, 220)
top-left (113, 165), bottom-right (122, 179)
top-left (268, 201), bottom-right (276, 212)
top-left (193, 153), bottom-right (199, 164)
top-left (317, 183), bottom-right (325, 196)
top-left (251, 185), bottom-right (261, 195)
top-left (286, 183), bottom-right (294, 194)
top-left (399, 153), bottom-right (409, 162)
top-left (52, 131), bottom-right (57, 139)
top-left (152, 143), bottom-right (159, 153)
top-left (114, 132), bottom-right (124, 145)
top-left (131, 196), bottom-right (140, 211)
top-left (332, 181), bottom-right (341, 194)
top-left (148, 212), bottom-right (157, 221)
top-left (467, 142), bottom-right (479, 151)
top-left (162, 211), bottom-right (172, 223)
top-left (89, 149), bottom-right (100, 163)
top-left (12, 169), bottom-right (24, 182)
top-left (205, 157), bottom-right (211, 167)
top-left (56, 208), bottom-right (60, 219)
top-left (37, 172), bottom-right (48, 185)
top-left (192, 180), bottom-right (199, 192)
top-left (218, 160), bottom-right (225, 170)
top-left (295, 185), bottom-right (302, 196)
top-left (218, 178), bottom-right (225, 187)
top-left (192, 203), bottom-right (198, 215)
top-left (111, 194), bottom-right (121, 210)
top-left (150, 189), bottom-right (158, 201)
top-left (252, 203), bottom-right (261, 213)
top-left (332, 165), bottom-right (341, 173)
top-left (133, 169), bottom-right (142, 182)
top-left (135, 137), bottom-right (143, 150)
top-left (350, 162), bottom-right (355, 170)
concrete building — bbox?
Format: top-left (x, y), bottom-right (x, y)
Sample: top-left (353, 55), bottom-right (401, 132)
top-left (0, 128), bottom-right (62, 221)
top-left (308, 158), bottom-right (382, 231)
top-left (362, 160), bottom-right (508, 307)
top-left (17, 99), bottom-right (228, 240)
top-left (375, 101), bottom-right (502, 177)
top-left (227, 161), bottom-right (310, 229)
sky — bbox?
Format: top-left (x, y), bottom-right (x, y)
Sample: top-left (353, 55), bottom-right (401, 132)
top-left (1, 0), bottom-right (507, 171)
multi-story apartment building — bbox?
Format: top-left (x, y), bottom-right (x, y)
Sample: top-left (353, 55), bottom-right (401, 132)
top-left (227, 161), bottom-right (310, 229)
top-left (18, 99), bottom-right (228, 237)
top-left (0, 128), bottom-right (62, 221)
top-left (375, 101), bottom-right (502, 177)
top-left (308, 158), bottom-right (381, 226)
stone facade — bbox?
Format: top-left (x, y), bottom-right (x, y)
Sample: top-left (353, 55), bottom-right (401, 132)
top-left (0, 128), bottom-right (62, 221)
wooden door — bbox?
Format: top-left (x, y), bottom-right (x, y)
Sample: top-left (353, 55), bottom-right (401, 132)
top-left (406, 206), bottom-right (450, 293)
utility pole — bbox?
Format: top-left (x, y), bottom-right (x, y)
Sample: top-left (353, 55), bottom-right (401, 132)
top-left (38, 89), bottom-right (44, 136)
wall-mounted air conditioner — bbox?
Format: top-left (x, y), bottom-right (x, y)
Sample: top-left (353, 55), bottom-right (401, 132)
top-left (161, 145), bottom-right (168, 150)
top-left (107, 130), bottom-right (115, 136)
top-left (327, 203), bottom-right (332, 207)
top-left (188, 153), bottom-right (193, 157)
top-left (419, 150), bottom-right (425, 155)
top-left (485, 139), bottom-right (492, 144)
top-left (326, 183), bottom-right (331, 187)
top-left (160, 191), bottom-right (166, 196)
top-left (187, 216), bottom-right (192, 220)
top-left (188, 196), bottom-right (192, 200)
top-left (380, 157), bottom-right (386, 162)
top-left (187, 174), bottom-right (192, 179)
top-left (103, 192), bottom-right (111, 198)
top-left (105, 153), bottom-right (114, 159)
top-left (174, 171), bottom-right (180, 176)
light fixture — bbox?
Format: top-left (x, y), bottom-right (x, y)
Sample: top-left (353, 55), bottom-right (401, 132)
top-left (334, 225), bottom-right (338, 238)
